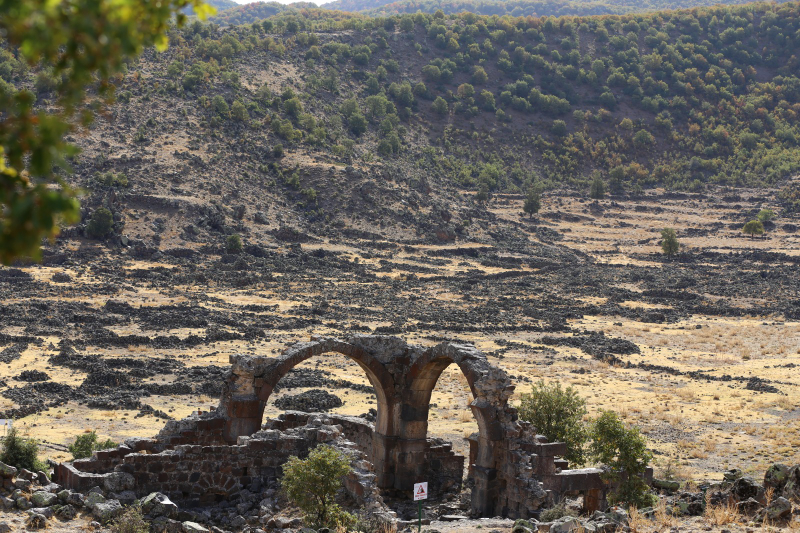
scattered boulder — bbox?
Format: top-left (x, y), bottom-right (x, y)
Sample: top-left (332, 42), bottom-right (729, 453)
top-left (142, 492), bottom-right (179, 518)
top-left (25, 513), bottom-right (47, 530)
top-left (0, 462), bottom-right (17, 478)
top-left (93, 499), bottom-right (124, 523)
top-left (764, 497), bottom-right (792, 521)
top-left (764, 463), bottom-right (791, 491)
top-left (55, 504), bottom-right (78, 520)
top-left (550, 516), bottom-right (586, 533)
top-left (783, 464), bottom-right (800, 500)
top-left (182, 521), bottom-right (210, 533)
top-left (731, 476), bottom-right (764, 502)
top-left (736, 497), bottom-right (762, 516)
top-left (30, 491), bottom-right (58, 507)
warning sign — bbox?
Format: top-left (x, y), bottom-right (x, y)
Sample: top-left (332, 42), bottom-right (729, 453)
top-left (413, 482), bottom-right (428, 501)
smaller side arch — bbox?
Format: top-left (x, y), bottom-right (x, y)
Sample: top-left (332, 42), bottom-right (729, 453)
top-left (398, 342), bottom-right (512, 517)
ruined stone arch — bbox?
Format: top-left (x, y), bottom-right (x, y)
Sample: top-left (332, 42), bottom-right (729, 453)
top-left (399, 342), bottom-right (514, 516)
top-left (219, 336), bottom-right (399, 444)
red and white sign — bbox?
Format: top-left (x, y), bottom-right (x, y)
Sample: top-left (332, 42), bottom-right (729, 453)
top-left (413, 482), bottom-right (428, 501)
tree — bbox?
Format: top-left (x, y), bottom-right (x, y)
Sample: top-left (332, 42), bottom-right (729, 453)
top-left (0, 0), bottom-right (211, 265)
top-left (226, 234), bottom-right (243, 254)
top-left (281, 444), bottom-right (354, 529)
top-left (432, 97), bottom-right (449, 115)
top-left (590, 177), bottom-right (606, 199)
top-left (231, 100), bottom-right (249, 122)
top-left (523, 189), bottom-right (541, 218)
top-left (472, 66), bottom-right (488, 85)
top-left (518, 380), bottom-right (588, 465)
top-left (742, 219), bottom-right (764, 239)
top-left (757, 209), bottom-right (775, 223)
top-left (660, 227), bottom-right (679, 256)
top-left (347, 112), bottom-right (368, 136)
top-left (69, 431), bottom-right (117, 460)
top-left (86, 207), bottom-right (114, 239)
top-left (551, 120), bottom-right (567, 136)
top-left (0, 428), bottom-right (47, 472)
top-left (589, 411), bottom-right (655, 508)
top-left (632, 129), bottom-right (655, 147)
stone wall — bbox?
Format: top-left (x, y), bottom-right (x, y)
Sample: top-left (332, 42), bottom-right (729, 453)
top-left (56, 414), bottom-right (393, 520)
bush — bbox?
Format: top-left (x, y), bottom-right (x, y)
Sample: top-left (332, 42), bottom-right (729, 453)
top-left (226, 234), bottom-right (243, 254)
top-left (87, 207), bottom-right (114, 239)
top-left (523, 189), bottom-right (540, 217)
top-left (69, 431), bottom-right (117, 460)
top-left (589, 410), bottom-right (655, 508)
top-left (110, 505), bottom-right (149, 533)
top-left (589, 177), bottom-right (605, 199)
top-left (539, 502), bottom-right (578, 522)
top-left (757, 209), bottom-right (775, 223)
top-left (518, 380), bottom-right (588, 465)
top-left (1, 428), bottom-right (47, 472)
top-left (660, 227), bottom-right (679, 256)
top-left (281, 444), bottom-right (355, 529)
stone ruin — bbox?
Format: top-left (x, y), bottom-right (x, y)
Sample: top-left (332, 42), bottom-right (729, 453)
top-left (55, 334), bottom-right (615, 522)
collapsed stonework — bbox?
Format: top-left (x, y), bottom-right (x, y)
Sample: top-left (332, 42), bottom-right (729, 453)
top-left (56, 334), bottom-right (613, 521)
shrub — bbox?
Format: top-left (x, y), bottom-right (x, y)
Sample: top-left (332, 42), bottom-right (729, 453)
top-left (110, 505), bottom-right (149, 533)
top-left (551, 120), bottom-right (567, 136)
top-left (273, 144), bottom-right (284, 158)
top-left (539, 502), bottom-right (578, 522)
top-left (94, 171), bottom-right (129, 188)
top-left (1, 428), bottom-right (47, 472)
top-left (87, 207), bottom-right (114, 239)
top-left (517, 380), bottom-right (588, 465)
top-left (757, 208), bottom-right (775, 223)
top-left (69, 431), bottom-right (118, 460)
top-left (523, 189), bottom-right (540, 217)
top-left (281, 444), bottom-right (355, 529)
top-left (432, 97), bottom-right (448, 115)
top-left (589, 177), bottom-right (605, 199)
top-left (589, 410), bottom-right (655, 508)
top-left (226, 234), bottom-right (243, 254)
top-left (660, 227), bottom-right (679, 256)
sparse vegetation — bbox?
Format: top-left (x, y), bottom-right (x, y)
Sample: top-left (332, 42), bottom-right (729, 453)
top-left (281, 444), bottom-right (356, 530)
top-left (589, 410), bottom-right (656, 508)
top-left (660, 227), bottom-right (680, 256)
top-left (0, 428), bottom-right (48, 473)
top-left (518, 380), bottom-right (588, 465)
top-left (86, 207), bottom-right (115, 239)
top-left (69, 430), bottom-right (118, 460)
top-left (226, 233), bottom-right (243, 253)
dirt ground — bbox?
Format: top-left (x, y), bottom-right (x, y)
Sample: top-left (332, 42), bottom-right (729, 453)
top-left (1, 188), bottom-right (798, 489)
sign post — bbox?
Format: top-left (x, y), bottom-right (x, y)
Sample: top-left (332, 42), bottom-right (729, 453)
top-left (413, 482), bottom-right (427, 533)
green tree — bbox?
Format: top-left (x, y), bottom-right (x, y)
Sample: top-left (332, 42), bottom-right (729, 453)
top-left (69, 431), bottom-right (117, 460)
top-left (86, 207), bottom-right (114, 239)
top-left (589, 411), bottom-right (655, 508)
top-left (226, 234), bottom-right (243, 253)
top-left (590, 177), bottom-right (606, 199)
top-left (757, 209), bottom-right (775, 223)
top-left (0, 428), bottom-right (47, 472)
top-left (212, 95), bottom-right (229, 117)
top-left (472, 66), bottom-right (488, 84)
top-left (517, 380), bottom-right (588, 465)
top-left (0, 0), bottom-right (210, 264)
top-left (632, 129), bottom-right (655, 147)
top-left (348, 112), bottom-right (368, 136)
top-left (432, 96), bottom-right (448, 115)
top-left (281, 444), bottom-right (354, 529)
top-left (523, 189), bottom-right (541, 218)
top-left (742, 219), bottom-right (764, 239)
top-left (551, 120), bottom-right (567, 136)
top-left (231, 100), bottom-right (249, 122)
top-left (660, 227), bottom-right (679, 256)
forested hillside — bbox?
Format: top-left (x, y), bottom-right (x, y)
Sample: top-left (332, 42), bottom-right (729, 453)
top-left (323, 0), bottom-right (796, 17)
top-left (13, 1), bottom-right (800, 200)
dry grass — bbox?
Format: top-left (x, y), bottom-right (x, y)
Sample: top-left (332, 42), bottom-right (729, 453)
top-left (704, 492), bottom-right (741, 527)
